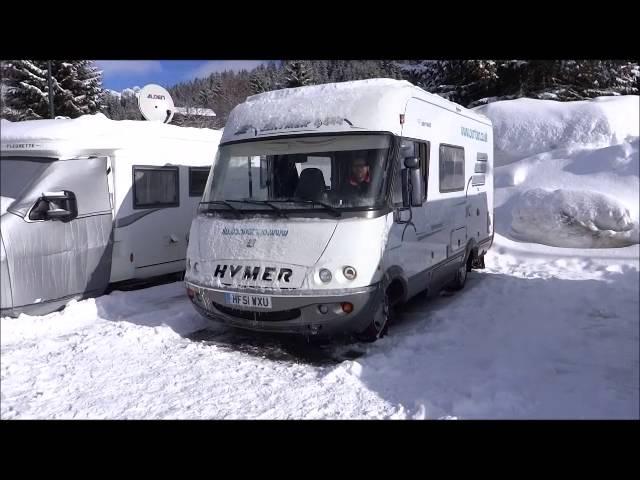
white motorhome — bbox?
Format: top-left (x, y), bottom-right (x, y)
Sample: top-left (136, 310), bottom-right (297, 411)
top-left (185, 79), bottom-right (493, 341)
top-left (1, 114), bottom-right (222, 317)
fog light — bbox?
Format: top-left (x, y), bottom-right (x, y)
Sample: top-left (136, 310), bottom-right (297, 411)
top-left (343, 266), bottom-right (357, 280)
top-left (186, 287), bottom-right (195, 300)
top-left (319, 268), bottom-right (332, 283)
top-left (341, 302), bottom-right (353, 314)
top-left (318, 305), bottom-right (328, 314)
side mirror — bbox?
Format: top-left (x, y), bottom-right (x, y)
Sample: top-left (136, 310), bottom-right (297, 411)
top-left (404, 156), bottom-right (419, 169)
top-left (401, 167), bottom-right (424, 208)
top-left (393, 208), bottom-right (411, 223)
top-left (30, 190), bottom-right (78, 222)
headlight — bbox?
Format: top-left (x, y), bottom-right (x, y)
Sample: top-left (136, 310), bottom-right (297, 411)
top-left (319, 268), bottom-right (332, 283)
top-left (186, 258), bottom-right (191, 271)
top-left (343, 266), bottom-right (357, 280)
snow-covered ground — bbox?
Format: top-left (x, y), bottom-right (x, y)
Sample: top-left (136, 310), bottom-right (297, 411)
top-left (2, 95), bottom-right (638, 419)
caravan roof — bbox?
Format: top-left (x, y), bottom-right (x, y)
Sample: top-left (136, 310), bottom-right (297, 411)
top-left (223, 78), bottom-right (491, 144)
top-left (1, 114), bottom-right (222, 158)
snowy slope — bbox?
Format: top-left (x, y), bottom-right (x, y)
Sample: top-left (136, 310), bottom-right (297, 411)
top-left (1, 95), bottom-right (638, 419)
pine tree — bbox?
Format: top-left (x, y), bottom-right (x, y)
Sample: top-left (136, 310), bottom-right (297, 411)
top-left (3, 60), bottom-right (104, 119)
top-left (2, 60), bottom-right (50, 119)
top-left (284, 61), bottom-right (313, 88)
top-left (197, 78), bottom-right (221, 107)
top-left (249, 65), bottom-right (271, 94)
top-left (55, 60), bottom-right (104, 116)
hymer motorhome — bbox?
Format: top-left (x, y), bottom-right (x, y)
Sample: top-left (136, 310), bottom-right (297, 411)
top-left (184, 79), bottom-right (493, 341)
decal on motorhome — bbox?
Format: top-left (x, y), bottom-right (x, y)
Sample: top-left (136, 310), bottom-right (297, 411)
top-left (3, 143), bottom-right (42, 150)
top-left (214, 264), bottom-right (293, 282)
top-left (222, 227), bottom-right (289, 237)
top-left (461, 126), bottom-right (488, 142)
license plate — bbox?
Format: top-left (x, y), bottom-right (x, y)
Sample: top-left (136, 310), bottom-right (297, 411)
top-left (224, 292), bottom-right (272, 309)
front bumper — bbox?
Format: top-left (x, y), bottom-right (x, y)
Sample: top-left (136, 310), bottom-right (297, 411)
top-left (185, 281), bottom-right (382, 337)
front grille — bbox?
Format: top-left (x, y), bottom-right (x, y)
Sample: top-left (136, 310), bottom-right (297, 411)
top-left (212, 302), bottom-right (301, 322)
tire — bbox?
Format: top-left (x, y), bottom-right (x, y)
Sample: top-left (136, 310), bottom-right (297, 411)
top-left (448, 251), bottom-right (472, 291)
top-left (357, 289), bottom-right (393, 343)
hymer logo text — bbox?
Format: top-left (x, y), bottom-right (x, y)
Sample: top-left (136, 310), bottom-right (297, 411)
top-left (214, 264), bottom-right (293, 282)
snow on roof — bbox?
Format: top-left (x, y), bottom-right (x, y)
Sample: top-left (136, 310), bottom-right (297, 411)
top-left (175, 106), bottom-right (217, 117)
top-left (223, 78), bottom-right (490, 143)
top-left (0, 113), bottom-right (222, 153)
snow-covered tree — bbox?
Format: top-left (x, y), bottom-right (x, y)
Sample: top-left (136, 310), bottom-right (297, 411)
top-left (398, 59), bottom-right (639, 107)
top-left (249, 65), bottom-right (272, 94)
top-left (101, 88), bottom-right (142, 121)
top-left (2, 60), bottom-right (104, 119)
top-left (284, 61), bottom-right (313, 88)
top-left (2, 60), bottom-right (51, 119)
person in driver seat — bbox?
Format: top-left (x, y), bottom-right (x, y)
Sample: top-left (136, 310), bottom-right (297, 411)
top-left (343, 155), bottom-right (372, 197)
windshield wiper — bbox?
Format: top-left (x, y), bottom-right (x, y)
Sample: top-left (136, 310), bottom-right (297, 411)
top-left (225, 199), bottom-right (288, 218)
top-left (198, 201), bottom-right (243, 216)
top-left (273, 198), bottom-right (342, 217)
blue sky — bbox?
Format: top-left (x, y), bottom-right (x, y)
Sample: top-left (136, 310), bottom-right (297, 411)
top-left (95, 60), bottom-right (270, 91)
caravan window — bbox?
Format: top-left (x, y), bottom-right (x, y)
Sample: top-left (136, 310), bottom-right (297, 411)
top-left (189, 167), bottom-right (210, 197)
top-left (133, 166), bottom-right (179, 209)
top-left (439, 144), bottom-right (465, 193)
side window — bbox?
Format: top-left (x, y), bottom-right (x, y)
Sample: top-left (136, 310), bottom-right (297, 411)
top-left (189, 167), bottom-right (210, 197)
top-left (439, 145), bottom-right (465, 193)
top-left (133, 166), bottom-right (179, 209)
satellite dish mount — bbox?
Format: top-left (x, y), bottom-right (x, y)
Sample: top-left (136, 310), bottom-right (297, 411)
top-left (138, 84), bottom-right (175, 123)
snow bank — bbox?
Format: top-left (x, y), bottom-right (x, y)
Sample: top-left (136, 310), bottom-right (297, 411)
top-left (477, 95), bottom-right (639, 248)
top-left (476, 95), bottom-right (639, 166)
top-left (511, 188), bottom-right (639, 248)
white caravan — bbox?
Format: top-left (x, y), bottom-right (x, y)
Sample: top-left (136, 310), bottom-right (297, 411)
top-left (1, 114), bottom-right (222, 317)
top-left (185, 79), bottom-right (493, 341)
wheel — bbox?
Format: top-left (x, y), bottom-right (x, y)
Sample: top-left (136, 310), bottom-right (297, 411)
top-left (448, 251), bottom-right (472, 291)
top-left (357, 289), bottom-right (393, 343)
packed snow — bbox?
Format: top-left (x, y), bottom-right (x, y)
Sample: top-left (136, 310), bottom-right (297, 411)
top-left (1, 95), bottom-right (639, 419)
top-left (2, 240), bottom-right (637, 419)
top-left (510, 188), bottom-right (638, 248)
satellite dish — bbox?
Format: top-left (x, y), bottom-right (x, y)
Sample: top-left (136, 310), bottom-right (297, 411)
top-left (137, 84), bottom-right (175, 123)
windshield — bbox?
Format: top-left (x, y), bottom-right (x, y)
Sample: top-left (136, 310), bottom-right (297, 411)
top-left (0, 157), bottom-right (54, 216)
top-left (202, 134), bottom-right (393, 215)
